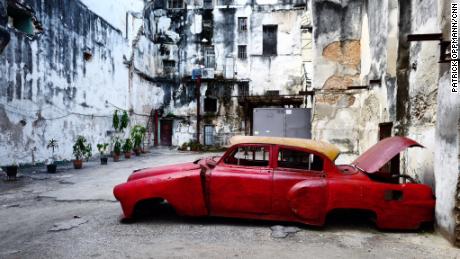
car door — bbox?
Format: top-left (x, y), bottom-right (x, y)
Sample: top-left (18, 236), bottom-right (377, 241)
top-left (209, 144), bottom-right (273, 216)
top-left (272, 146), bottom-right (328, 222)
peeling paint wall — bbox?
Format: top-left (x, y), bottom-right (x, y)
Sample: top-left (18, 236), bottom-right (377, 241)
top-left (434, 0), bottom-right (460, 245)
top-left (0, 0), bottom-right (310, 164)
top-left (312, 0), bottom-right (460, 244)
top-left (0, 0), bottom-right (155, 164)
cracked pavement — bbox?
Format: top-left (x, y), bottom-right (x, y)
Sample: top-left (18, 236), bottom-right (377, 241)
top-left (0, 148), bottom-right (459, 258)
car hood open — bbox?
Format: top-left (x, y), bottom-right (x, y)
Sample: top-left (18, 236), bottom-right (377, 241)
top-left (351, 136), bottom-right (423, 173)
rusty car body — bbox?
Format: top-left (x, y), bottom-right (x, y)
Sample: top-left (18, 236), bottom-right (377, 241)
top-left (113, 136), bottom-right (434, 230)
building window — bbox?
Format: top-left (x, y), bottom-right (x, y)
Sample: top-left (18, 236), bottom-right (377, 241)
top-left (205, 47), bottom-right (215, 68)
top-left (7, 3), bottom-right (36, 35)
top-left (217, 0), bottom-right (234, 5)
top-left (238, 45), bottom-right (247, 59)
top-left (238, 82), bottom-right (249, 97)
top-left (163, 60), bottom-right (176, 73)
top-left (168, 0), bottom-right (184, 9)
top-left (203, 0), bottom-right (213, 9)
top-left (204, 97), bottom-right (217, 113)
top-left (263, 25), bottom-right (277, 56)
top-left (163, 60), bottom-right (176, 68)
top-left (238, 17), bottom-right (247, 32)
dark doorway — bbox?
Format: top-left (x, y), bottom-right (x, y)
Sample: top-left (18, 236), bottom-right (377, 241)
top-left (160, 120), bottom-right (173, 146)
top-left (379, 122), bottom-right (400, 178)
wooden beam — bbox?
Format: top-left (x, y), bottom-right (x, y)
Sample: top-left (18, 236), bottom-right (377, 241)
top-left (407, 33), bottom-right (442, 42)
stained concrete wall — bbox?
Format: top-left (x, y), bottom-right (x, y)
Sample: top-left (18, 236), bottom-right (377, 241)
top-left (0, 0), bottom-right (156, 165)
top-left (434, 0), bottom-right (460, 244)
top-left (312, 0), bottom-right (460, 244)
top-left (0, 0), bottom-right (310, 164)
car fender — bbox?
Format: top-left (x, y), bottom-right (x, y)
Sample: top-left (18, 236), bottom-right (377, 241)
top-left (287, 178), bottom-right (328, 223)
top-left (114, 170), bottom-right (208, 218)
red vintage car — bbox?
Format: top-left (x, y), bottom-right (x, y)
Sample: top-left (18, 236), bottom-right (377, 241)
top-left (113, 136), bottom-right (435, 230)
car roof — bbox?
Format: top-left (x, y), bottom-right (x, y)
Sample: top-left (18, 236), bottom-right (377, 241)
top-left (228, 136), bottom-right (341, 161)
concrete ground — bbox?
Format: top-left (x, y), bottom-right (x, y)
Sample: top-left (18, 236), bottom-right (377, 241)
top-left (0, 148), bottom-right (459, 259)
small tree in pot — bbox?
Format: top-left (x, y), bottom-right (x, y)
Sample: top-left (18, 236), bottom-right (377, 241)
top-left (112, 137), bottom-right (122, 162)
top-left (46, 139), bottom-right (58, 173)
top-left (73, 136), bottom-right (92, 169)
top-left (131, 125), bottom-right (146, 156)
top-left (97, 143), bottom-right (109, 165)
top-left (122, 138), bottom-right (133, 159)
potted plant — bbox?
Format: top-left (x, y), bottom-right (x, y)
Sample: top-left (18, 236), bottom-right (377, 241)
top-left (131, 125), bottom-right (146, 155)
top-left (113, 137), bottom-right (122, 162)
top-left (113, 110), bottom-right (120, 131)
top-left (120, 110), bottom-right (129, 132)
top-left (72, 136), bottom-right (92, 169)
top-left (97, 143), bottom-right (109, 165)
top-left (3, 160), bottom-right (18, 180)
top-left (122, 138), bottom-right (133, 159)
top-left (46, 138), bottom-right (58, 173)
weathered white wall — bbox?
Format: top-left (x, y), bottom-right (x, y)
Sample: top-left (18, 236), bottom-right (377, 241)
top-left (0, 0), bottom-right (157, 165)
top-left (312, 0), bottom-right (460, 245)
top-left (434, 70), bottom-right (459, 241)
top-left (433, 0), bottom-right (460, 244)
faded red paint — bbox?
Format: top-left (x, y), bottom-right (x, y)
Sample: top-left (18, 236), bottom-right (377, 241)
top-left (113, 137), bottom-right (434, 230)
top-left (353, 136), bottom-right (423, 173)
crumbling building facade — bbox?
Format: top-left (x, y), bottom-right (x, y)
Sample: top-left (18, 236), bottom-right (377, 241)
top-left (311, 0), bottom-right (459, 245)
top-left (0, 0), bottom-right (312, 161)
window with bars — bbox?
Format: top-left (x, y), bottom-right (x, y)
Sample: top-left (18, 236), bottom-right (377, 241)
top-left (205, 47), bottom-right (215, 68)
top-left (238, 45), bottom-right (247, 59)
top-left (263, 25), bottom-right (277, 56)
top-left (203, 0), bottom-right (213, 9)
top-left (168, 0), bottom-right (184, 9)
top-left (238, 17), bottom-right (247, 32)
top-left (217, 0), bottom-right (234, 5)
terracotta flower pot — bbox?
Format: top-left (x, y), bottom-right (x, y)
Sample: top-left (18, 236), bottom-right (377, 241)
top-left (124, 152), bottom-right (131, 159)
top-left (134, 148), bottom-right (141, 156)
top-left (73, 159), bottom-right (83, 169)
top-left (113, 153), bottom-right (120, 162)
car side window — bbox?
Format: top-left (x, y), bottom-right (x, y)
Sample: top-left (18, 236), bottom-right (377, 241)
top-left (224, 146), bottom-right (270, 167)
top-left (278, 148), bottom-right (324, 171)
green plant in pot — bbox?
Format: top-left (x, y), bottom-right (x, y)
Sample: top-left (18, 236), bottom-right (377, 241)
top-left (131, 125), bottom-right (146, 155)
top-left (73, 136), bottom-right (92, 169)
top-left (122, 138), bottom-right (133, 159)
top-left (188, 140), bottom-right (203, 152)
top-left (46, 138), bottom-right (58, 173)
top-left (97, 143), bottom-right (109, 165)
top-left (112, 137), bottom-right (122, 162)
